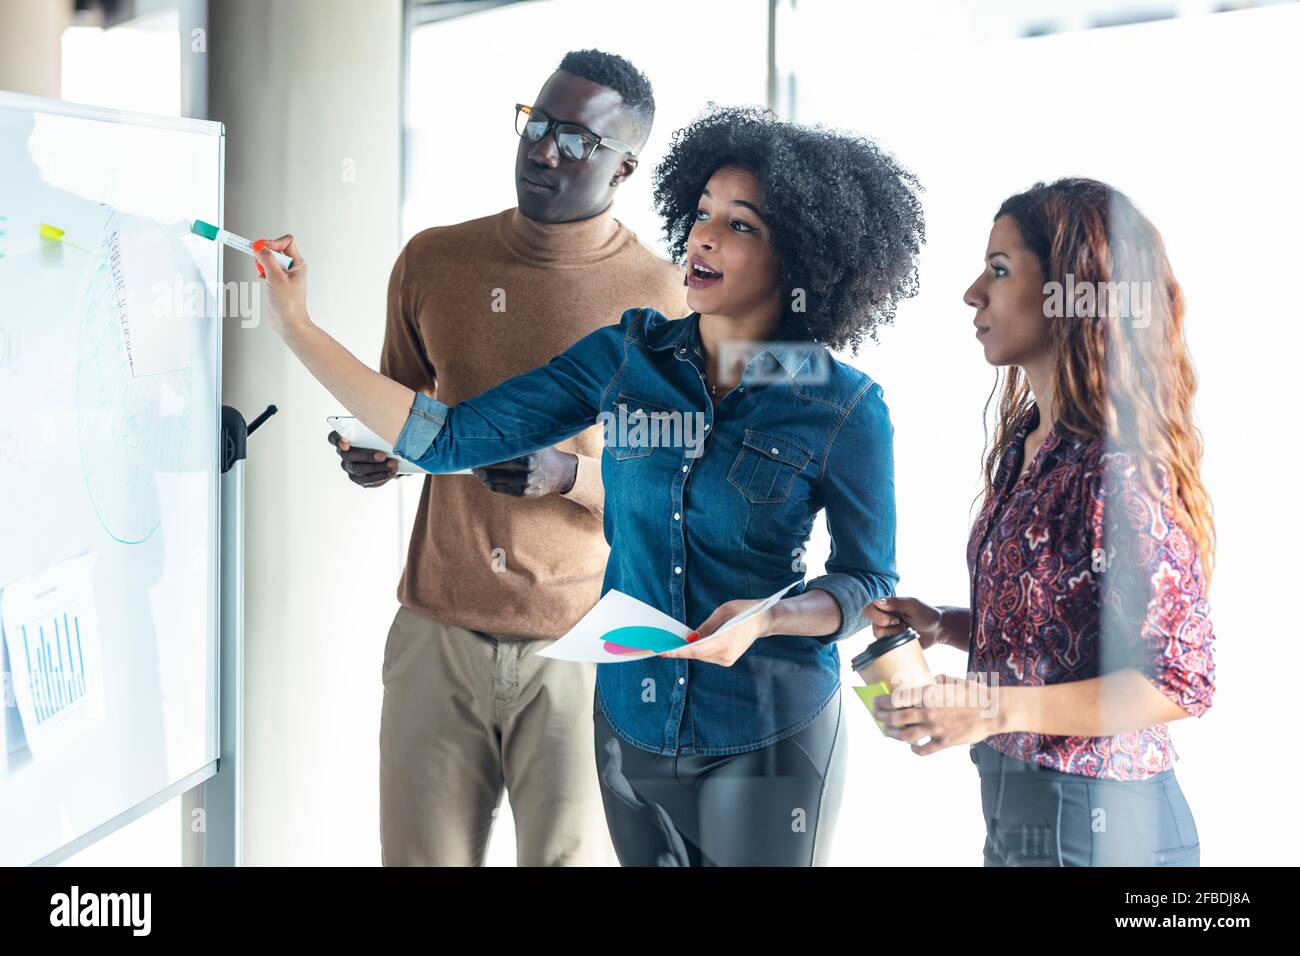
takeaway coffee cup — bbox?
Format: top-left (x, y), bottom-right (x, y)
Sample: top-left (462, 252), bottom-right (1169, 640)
top-left (850, 627), bottom-right (934, 733)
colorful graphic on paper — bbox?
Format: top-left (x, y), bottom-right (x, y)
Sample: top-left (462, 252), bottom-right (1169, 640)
top-left (541, 581), bottom-right (800, 664)
top-left (602, 625), bottom-right (689, 655)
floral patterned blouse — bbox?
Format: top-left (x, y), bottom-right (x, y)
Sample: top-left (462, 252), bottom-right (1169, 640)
top-left (966, 406), bottom-right (1216, 780)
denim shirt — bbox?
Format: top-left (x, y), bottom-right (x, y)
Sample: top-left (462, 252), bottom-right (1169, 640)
top-left (393, 308), bottom-right (898, 755)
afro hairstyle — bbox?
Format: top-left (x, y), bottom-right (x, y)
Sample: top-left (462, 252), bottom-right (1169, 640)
top-left (652, 104), bottom-right (925, 352)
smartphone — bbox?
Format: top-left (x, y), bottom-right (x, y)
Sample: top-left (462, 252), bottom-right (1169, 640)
top-left (326, 415), bottom-right (472, 475)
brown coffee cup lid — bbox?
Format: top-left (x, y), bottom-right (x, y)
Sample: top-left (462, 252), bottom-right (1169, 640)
top-left (851, 627), bottom-right (921, 672)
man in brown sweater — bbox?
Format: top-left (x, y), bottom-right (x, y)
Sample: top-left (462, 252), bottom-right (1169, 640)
top-left (329, 50), bottom-right (687, 865)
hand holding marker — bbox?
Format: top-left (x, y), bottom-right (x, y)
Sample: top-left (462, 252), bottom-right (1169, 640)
top-left (190, 219), bottom-right (292, 276)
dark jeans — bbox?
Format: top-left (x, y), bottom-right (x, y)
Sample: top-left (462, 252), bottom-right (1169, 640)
top-left (971, 741), bottom-right (1201, 866)
top-left (594, 690), bottom-right (846, 866)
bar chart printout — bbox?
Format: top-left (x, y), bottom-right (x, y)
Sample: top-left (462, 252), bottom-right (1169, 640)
top-left (0, 552), bottom-right (104, 760)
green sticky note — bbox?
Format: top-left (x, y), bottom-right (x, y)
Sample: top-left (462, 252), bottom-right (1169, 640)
top-left (853, 681), bottom-right (893, 730)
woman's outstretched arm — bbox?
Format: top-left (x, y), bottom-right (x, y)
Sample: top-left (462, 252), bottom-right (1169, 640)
top-left (256, 233), bottom-right (618, 473)
top-left (257, 235), bottom-right (418, 445)
top-left (286, 321), bottom-right (418, 448)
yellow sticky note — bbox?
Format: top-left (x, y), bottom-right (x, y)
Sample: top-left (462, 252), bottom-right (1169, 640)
top-left (853, 680), bottom-right (893, 731)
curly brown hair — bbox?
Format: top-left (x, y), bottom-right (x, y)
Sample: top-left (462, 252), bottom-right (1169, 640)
top-left (652, 104), bottom-right (925, 352)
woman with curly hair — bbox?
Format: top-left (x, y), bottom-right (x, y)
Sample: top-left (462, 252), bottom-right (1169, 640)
top-left (866, 178), bottom-right (1216, 866)
top-left (255, 105), bottom-right (925, 866)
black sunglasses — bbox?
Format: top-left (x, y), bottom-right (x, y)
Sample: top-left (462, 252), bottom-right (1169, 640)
top-left (514, 103), bottom-right (636, 162)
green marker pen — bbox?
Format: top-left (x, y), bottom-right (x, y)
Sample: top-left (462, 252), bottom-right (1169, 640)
top-left (190, 219), bottom-right (292, 271)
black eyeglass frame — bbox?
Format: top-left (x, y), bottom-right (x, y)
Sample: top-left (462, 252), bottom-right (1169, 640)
top-left (514, 103), bottom-right (637, 161)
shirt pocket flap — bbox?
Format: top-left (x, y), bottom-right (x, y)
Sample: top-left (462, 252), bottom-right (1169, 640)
top-left (728, 430), bottom-right (814, 504)
top-left (612, 391), bottom-right (676, 419)
top-left (606, 392), bottom-right (679, 460)
top-left (740, 430), bottom-right (812, 470)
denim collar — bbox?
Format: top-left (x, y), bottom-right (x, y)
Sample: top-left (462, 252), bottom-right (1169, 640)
top-left (644, 311), bottom-right (816, 384)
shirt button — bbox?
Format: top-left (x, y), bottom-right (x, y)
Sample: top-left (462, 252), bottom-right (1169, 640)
top-left (678, 677), bottom-right (685, 685)
top-left (681, 465), bottom-right (688, 473)
top-left (770, 447), bottom-right (779, 455)
top-left (678, 347), bottom-right (687, 355)
top-left (704, 423), bottom-right (710, 431)
top-left (674, 566), bottom-right (682, 574)
top-left (673, 512), bottom-right (681, 520)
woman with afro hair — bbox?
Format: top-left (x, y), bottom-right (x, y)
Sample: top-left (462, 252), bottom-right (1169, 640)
top-left (257, 105), bottom-right (925, 865)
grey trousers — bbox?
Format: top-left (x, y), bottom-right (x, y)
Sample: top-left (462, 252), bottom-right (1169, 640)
top-left (379, 606), bottom-right (615, 866)
top-left (594, 690), bottom-right (847, 866)
top-left (971, 741), bottom-right (1201, 866)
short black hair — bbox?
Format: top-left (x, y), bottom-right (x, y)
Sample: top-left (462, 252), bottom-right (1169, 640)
top-left (653, 104), bottom-right (925, 352)
top-left (557, 49), bottom-right (655, 133)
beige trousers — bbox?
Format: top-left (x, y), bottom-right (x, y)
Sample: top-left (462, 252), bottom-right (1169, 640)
top-left (379, 605), bottom-right (615, 866)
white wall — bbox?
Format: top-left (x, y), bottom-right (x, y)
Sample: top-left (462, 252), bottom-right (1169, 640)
top-left (210, 0), bottom-right (403, 865)
top-left (0, 0), bottom-right (68, 99)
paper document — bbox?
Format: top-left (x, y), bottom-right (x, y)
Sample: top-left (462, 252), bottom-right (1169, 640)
top-left (0, 552), bottom-right (104, 759)
top-left (541, 581), bottom-right (800, 663)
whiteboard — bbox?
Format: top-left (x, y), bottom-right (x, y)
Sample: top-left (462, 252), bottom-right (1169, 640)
top-left (0, 91), bottom-right (223, 865)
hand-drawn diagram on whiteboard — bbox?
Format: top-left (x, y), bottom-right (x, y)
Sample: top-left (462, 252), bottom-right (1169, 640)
top-left (75, 207), bottom-right (194, 544)
top-left (0, 552), bottom-right (105, 761)
top-left (0, 90), bottom-right (223, 866)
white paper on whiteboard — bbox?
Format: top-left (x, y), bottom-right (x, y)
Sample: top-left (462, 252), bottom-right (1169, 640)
top-left (0, 552), bottom-right (105, 760)
top-left (116, 214), bottom-right (196, 377)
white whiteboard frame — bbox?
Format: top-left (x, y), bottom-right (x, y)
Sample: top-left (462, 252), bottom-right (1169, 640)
top-left (0, 89), bottom-right (226, 866)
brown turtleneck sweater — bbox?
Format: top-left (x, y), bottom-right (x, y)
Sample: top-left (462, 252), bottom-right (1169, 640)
top-left (380, 205), bottom-right (689, 639)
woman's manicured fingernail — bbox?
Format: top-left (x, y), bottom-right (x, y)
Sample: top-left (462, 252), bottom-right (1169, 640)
top-left (252, 239), bottom-right (266, 252)
top-left (685, 631), bottom-right (699, 643)
top-left (256, 262), bottom-right (265, 278)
